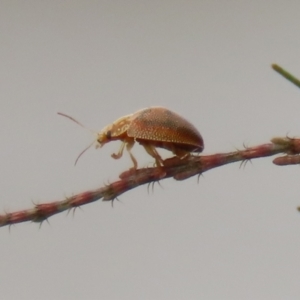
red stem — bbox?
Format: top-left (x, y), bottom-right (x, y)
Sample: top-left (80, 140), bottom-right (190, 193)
top-left (1, 136), bottom-right (298, 227)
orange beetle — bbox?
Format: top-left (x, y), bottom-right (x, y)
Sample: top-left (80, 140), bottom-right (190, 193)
top-left (95, 107), bottom-right (204, 168)
top-left (59, 107), bottom-right (204, 168)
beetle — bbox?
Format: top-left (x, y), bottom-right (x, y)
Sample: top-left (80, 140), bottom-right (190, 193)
top-left (59, 107), bottom-right (204, 169)
top-left (95, 107), bottom-right (204, 168)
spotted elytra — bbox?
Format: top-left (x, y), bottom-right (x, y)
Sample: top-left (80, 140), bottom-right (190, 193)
top-left (58, 107), bottom-right (204, 169)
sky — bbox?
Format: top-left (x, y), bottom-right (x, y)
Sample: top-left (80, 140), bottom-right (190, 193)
top-left (1, 1), bottom-right (300, 299)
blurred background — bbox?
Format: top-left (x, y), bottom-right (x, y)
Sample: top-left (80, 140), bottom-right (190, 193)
top-left (1, 1), bottom-right (300, 299)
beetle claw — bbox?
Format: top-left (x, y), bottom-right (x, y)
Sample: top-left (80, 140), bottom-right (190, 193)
top-left (111, 152), bottom-right (122, 159)
top-left (111, 142), bottom-right (126, 160)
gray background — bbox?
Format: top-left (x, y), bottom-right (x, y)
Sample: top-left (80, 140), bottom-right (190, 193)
top-left (1, 1), bottom-right (300, 299)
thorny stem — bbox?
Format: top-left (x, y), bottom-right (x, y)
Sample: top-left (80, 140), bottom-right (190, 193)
top-left (1, 136), bottom-right (300, 228)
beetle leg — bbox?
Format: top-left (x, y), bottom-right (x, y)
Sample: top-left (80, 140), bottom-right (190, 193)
top-left (125, 140), bottom-right (138, 169)
top-left (143, 144), bottom-right (164, 167)
top-left (172, 148), bottom-right (190, 159)
top-left (111, 142), bottom-right (126, 159)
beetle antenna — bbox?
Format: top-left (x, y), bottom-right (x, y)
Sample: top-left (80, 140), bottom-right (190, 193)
top-left (58, 112), bottom-right (98, 165)
top-left (74, 140), bottom-right (95, 165)
top-left (57, 112), bottom-right (96, 134)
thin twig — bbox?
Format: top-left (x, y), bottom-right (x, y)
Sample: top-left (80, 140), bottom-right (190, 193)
top-left (272, 64), bottom-right (300, 88)
top-left (1, 136), bottom-right (299, 228)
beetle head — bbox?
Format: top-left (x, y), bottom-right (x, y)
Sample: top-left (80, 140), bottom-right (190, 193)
top-left (96, 114), bottom-right (132, 148)
top-left (96, 124), bottom-right (113, 148)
